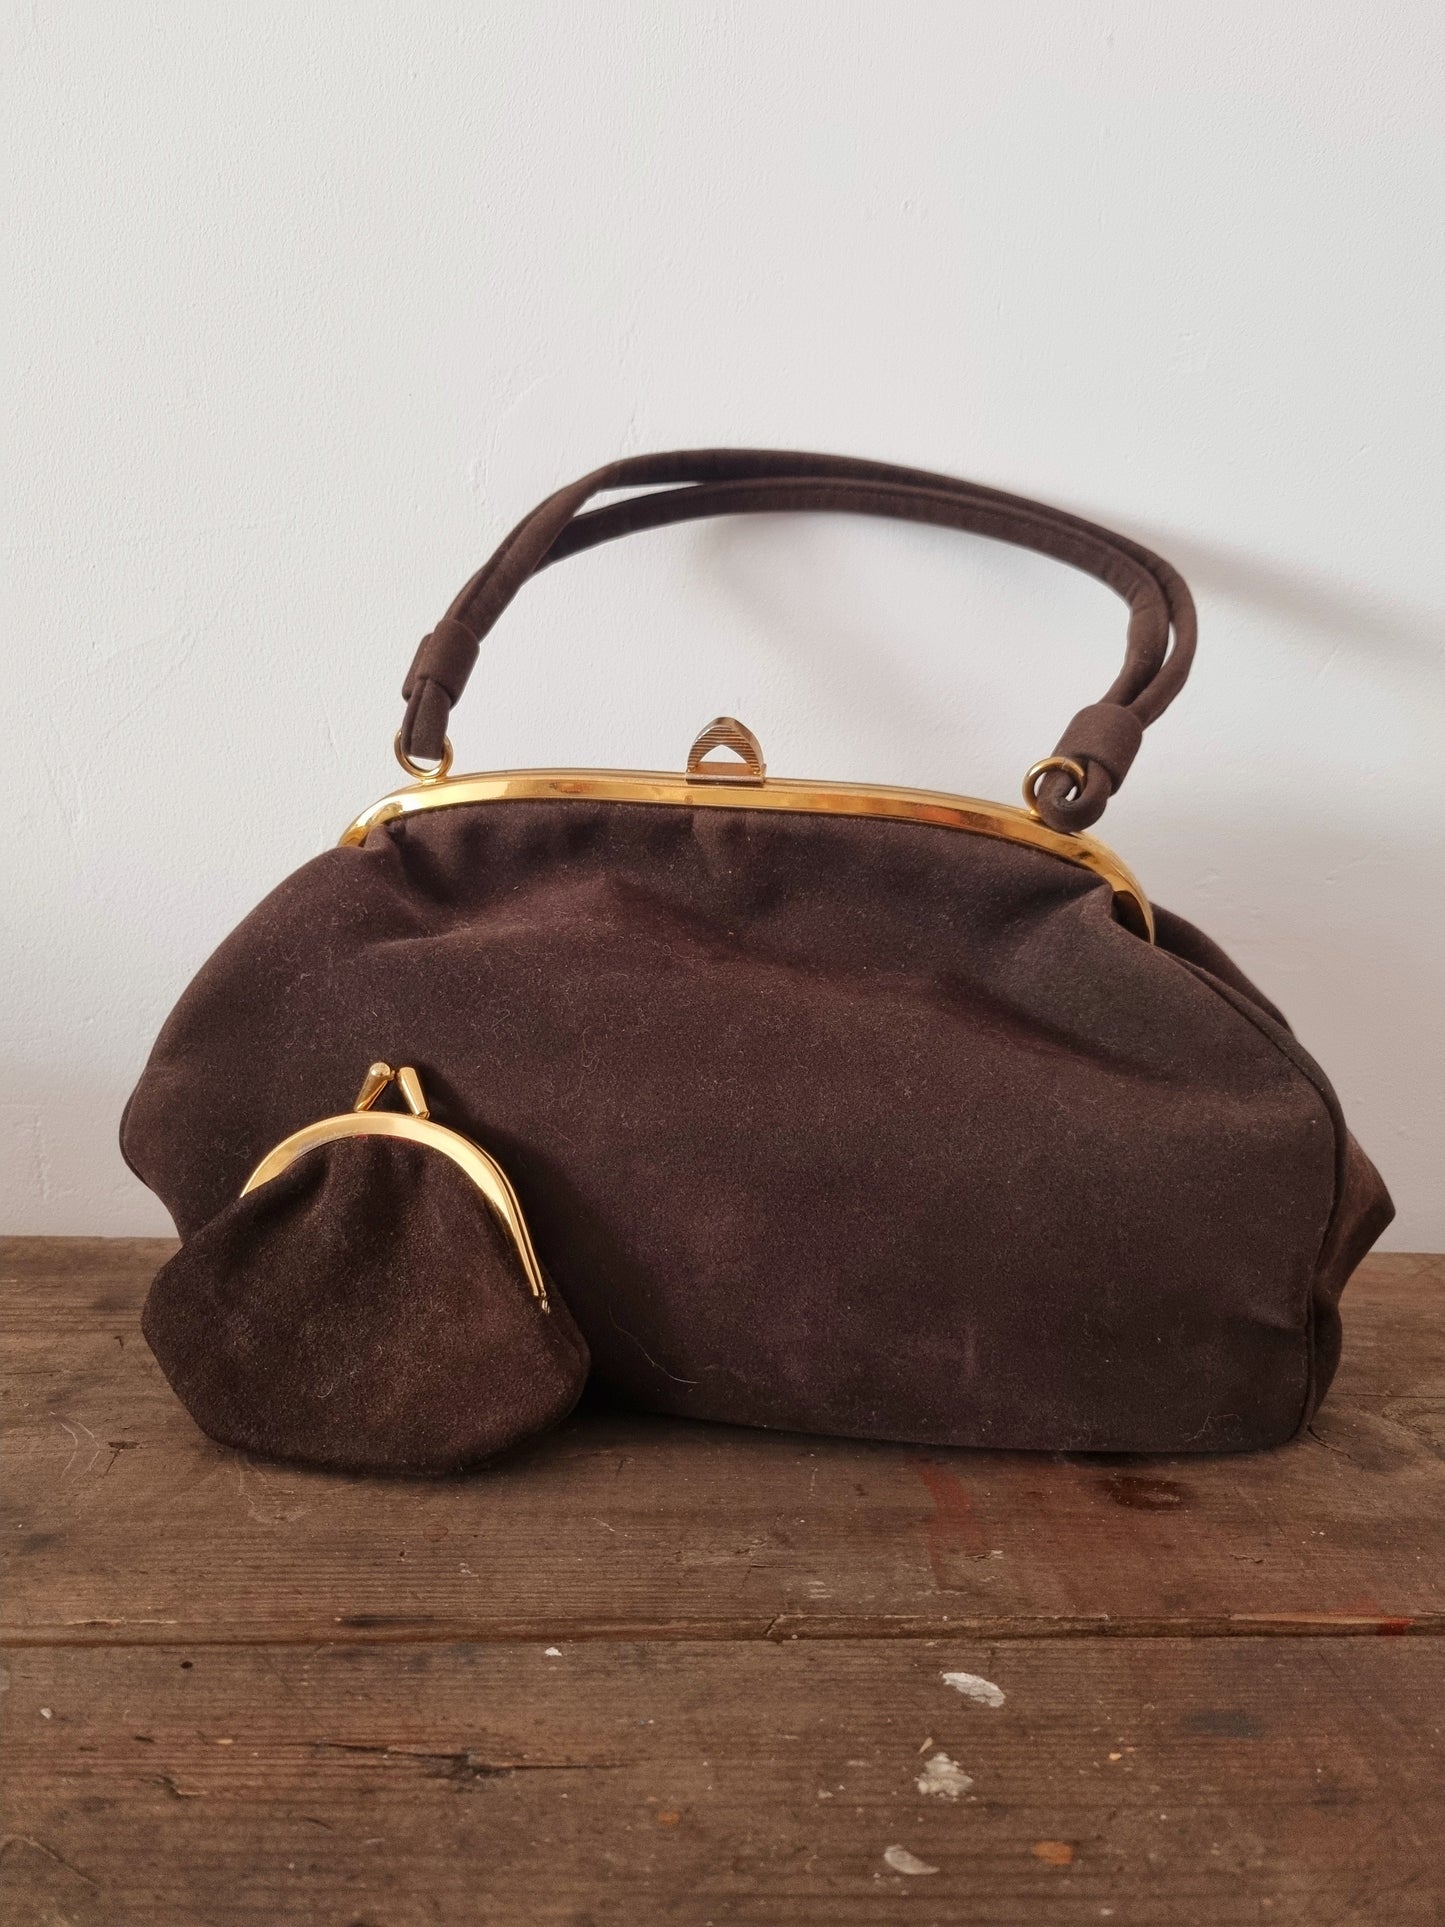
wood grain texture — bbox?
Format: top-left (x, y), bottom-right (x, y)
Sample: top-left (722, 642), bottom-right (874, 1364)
top-left (3, 1239), bottom-right (1442, 1926)
top-left (4, 1638), bottom-right (1442, 1927)
top-left (4, 1242), bottom-right (1442, 1645)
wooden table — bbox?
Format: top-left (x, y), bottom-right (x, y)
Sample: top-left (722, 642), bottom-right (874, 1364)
top-left (3, 1241), bottom-right (1441, 1926)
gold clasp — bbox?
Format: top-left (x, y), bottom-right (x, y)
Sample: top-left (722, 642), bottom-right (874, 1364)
top-left (353, 1061), bottom-right (430, 1117)
top-left (685, 716), bottom-right (766, 786)
top-left (242, 1062), bottom-right (550, 1309)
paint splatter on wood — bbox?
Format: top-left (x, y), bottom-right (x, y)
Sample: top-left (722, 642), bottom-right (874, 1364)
top-left (884, 1845), bottom-right (939, 1874)
top-left (916, 1751), bottom-right (972, 1799)
top-left (941, 1669), bottom-right (1005, 1707)
top-left (1032, 1840), bottom-right (1075, 1866)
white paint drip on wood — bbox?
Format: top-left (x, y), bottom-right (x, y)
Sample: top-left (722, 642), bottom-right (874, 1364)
top-left (884, 1845), bottom-right (939, 1875)
top-left (916, 1751), bottom-right (972, 1799)
top-left (941, 1669), bottom-right (1006, 1707)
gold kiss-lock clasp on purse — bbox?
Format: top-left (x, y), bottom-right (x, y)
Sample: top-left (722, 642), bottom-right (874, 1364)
top-left (240, 1062), bottom-right (549, 1309)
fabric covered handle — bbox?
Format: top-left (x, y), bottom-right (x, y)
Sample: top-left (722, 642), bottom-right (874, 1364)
top-left (401, 449), bottom-right (1196, 832)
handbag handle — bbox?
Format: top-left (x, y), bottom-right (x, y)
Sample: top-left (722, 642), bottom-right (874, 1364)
top-left (400, 449), bottom-right (1196, 832)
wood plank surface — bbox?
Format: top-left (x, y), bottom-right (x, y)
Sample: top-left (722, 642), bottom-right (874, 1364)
top-left (3, 1239), bottom-right (1442, 1926)
top-left (4, 1242), bottom-right (1442, 1644)
top-left (5, 1638), bottom-right (1442, 1927)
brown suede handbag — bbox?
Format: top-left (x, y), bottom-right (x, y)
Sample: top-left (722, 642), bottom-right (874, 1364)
top-left (124, 449), bottom-right (1393, 1468)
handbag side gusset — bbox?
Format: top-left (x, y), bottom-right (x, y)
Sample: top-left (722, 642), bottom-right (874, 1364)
top-left (1149, 927), bottom-right (1395, 1434)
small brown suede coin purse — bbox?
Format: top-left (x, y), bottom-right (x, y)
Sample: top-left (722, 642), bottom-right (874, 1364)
top-left (141, 1064), bottom-right (588, 1474)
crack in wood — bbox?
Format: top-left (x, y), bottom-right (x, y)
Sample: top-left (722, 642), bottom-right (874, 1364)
top-left (0, 1835), bottom-right (102, 1888)
top-left (314, 1742), bottom-right (623, 1780)
top-left (5, 1612), bottom-right (1439, 1649)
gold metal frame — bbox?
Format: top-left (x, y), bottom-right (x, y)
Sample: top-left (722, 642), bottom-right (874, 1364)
top-left (240, 1064), bottom-right (550, 1309)
top-left (340, 732), bottom-right (1154, 938)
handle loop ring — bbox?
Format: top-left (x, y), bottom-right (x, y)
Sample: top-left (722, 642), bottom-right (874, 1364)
top-left (394, 731), bottom-right (454, 783)
top-left (1023, 755), bottom-right (1087, 815)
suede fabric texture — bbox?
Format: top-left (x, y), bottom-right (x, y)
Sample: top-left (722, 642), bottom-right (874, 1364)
top-left (124, 798), bottom-right (1393, 1456)
top-left (140, 1133), bottom-right (588, 1473)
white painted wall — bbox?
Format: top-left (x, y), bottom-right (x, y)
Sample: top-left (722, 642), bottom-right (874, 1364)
top-left (4, 2), bottom-right (1442, 1244)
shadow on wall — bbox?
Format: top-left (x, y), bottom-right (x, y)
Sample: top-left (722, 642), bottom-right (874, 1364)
top-left (697, 505), bottom-right (1444, 754)
top-left (1133, 523), bottom-right (1443, 673)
